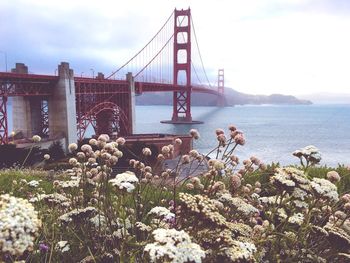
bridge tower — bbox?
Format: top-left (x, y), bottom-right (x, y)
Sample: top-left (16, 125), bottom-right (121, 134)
top-left (172, 8), bottom-right (192, 122)
top-left (161, 8), bottom-right (202, 124)
top-left (218, 69), bottom-right (226, 106)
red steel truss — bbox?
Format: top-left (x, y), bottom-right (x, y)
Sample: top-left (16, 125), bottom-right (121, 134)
top-left (0, 96), bottom-right (8, 144)
top-left (75, 79), bottom-right (132, 140)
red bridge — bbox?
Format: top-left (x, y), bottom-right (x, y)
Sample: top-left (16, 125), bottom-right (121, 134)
top-left (0, 8), bottom-right (225, 146)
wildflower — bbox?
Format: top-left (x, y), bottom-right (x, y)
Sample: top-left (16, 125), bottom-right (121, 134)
top-left (69, 157), bottom-right (78, 166)
top-left (234, 133), bottom-right (245, 145)
top-left (215, 128), bottom-right (225, 135)
top-left (103, 142), bottom-right (114, 151)
top-left (112, 150), bottom-right (122, 158)
top-left (213, 160), bottom-right (225, 171)
top-left (144, 228), bottom-right (205, 263)
top-left (189, 129), bottom-right (200, 140)
top-left (327, 171), bottom-right (340, 183)
top-left (135, 222), bottom-right (152, 232)
top-left (56, 241), bottom-right (70, 253)
top-left (142, 147), bottom-right (152, 156)
top-left (148, 206), bottom-right (175, 221)
top-left (250, 156), bottom-right (260, 165)
top-left (228, 125), bottom-right (237, 131)
top-left (32, 135), bottom-right (41, 142)
top-left (175, 138), bottom-right (182, 145)
top-left (68, 143), bottom-right (78, 152)
top-left (98, 134), bottom-right (109, 142)
top-left (259, 163), bottom-right (267, 170)
top-left (186, 183), bottom-right (195, 190)
top-left (81, 144), bottom-right (92, 153)
top-left (58, 207), bottom-right (96, 224)
top-left (89, 138), bottom-right (98, 146)
top-left (76, 151), bottom-right (85, 159)
top-left (157, 154), bottom-right (165, 160)
top-left (217, 134), bottom-right (226, 146)
top-left (288, 213), bottom-right (304, 225)
top-left (109, 171), bottom-right (139, 193)
top-left (231, 174), bottom-right (241, 190)
top-left (161, 146), bottom-right (170, 155)
top-left (27, 180), bottom-right (40, 188)
top-left (310, 177), bottom-right (339, 202)
top-left (0, 194), bottom-right (41, 256)
top-left (182, 155), bottom-right (190, 164)
top-left (116, 137), bottom-right (126, 145)
top-left (190, 177), bottom-right (201, 185)
top-left (218, 193), bottom-right (258, 216)
top-left (293, 145), bottom-right (322, 165)
top-left (44, 154), bottom-right (50, 160)
top-left (189, 149), bottom-right (199, 158)
top-left (218, 241), bottom-right (256, 262)
top-left (341, 194), bottom-right (350, 203)
top-left (39, 243), bottom-right (49, 253)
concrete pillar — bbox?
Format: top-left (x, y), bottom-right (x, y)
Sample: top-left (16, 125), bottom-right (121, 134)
top-left (48, 62), bottom-right (77, 151)
top-left (126, 72), bottom-right (135, 134)
top-left (11, 63), bottom-right (42, 138)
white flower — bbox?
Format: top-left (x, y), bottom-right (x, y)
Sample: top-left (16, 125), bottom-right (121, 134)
top-left (288, 213), bottom-right (304, 225)
top-left (0, 194), bottom-right (41, 256)
top-left (218, 193), bottom-right (258, 216)
top-left (56, 241), bottom-right (70, 253)
top-left (68, 143), bottom-right (78, 152)
top-left (148, 206), bottom-right (175, 220)
top-left (144, 228), bottom-right (205, 263)
top-left (310, 178), bottom-right (339, 202)
top-left (293, 145), bottom-right (322, 164)
top-left (109, 171), bottom-right (139, 193)
top-left (32, 135), bottom-right (41, 142)
top-left (27, 180), bottom-right (40, 188)
top-left (29, 193), bottom-right (71, 207)
top-left (59, 207), bottom-right (96, 224)
top-left (44, 154), bottom-right (50, 160)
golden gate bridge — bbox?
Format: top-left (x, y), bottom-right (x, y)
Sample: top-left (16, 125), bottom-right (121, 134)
top-left (0, 8), bottom-right (225, 146)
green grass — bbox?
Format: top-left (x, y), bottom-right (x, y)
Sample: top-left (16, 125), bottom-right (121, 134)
top-left (0, 169), bottom-right (55, 197)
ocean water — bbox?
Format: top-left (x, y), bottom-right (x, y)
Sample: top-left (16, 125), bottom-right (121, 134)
top-left (7, 104), bottom-right (350, 167)
top-left (134, 105), bottom-right (350, 167)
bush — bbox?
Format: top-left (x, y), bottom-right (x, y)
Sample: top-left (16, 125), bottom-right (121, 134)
top-left (48, 140), bottom-right (65, 161)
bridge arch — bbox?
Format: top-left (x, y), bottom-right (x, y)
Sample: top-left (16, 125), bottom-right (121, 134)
top-left (77, 101), bottom-right (129, 141)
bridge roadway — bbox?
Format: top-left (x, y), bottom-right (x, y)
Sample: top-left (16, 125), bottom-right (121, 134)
top-left (0, 72), bottom-right (221, 97)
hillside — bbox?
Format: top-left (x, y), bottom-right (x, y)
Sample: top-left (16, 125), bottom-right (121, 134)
top-left (135, 88), bottom-right (312, 106)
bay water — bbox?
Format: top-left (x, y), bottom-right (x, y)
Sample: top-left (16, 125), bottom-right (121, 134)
top-left (7, 104), bottom-right (350, 167)
top-left (134, 104), bottom-right (350, 167)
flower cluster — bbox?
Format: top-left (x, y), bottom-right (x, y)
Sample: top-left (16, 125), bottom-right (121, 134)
top-left (109, 171), bottom-right (139, 193)
top-left (0, 194), bottom-right (41, 256)
top-left (144, 228), bottom-right (205, 263)
top-left (293, 145), bottom-right (322, 167)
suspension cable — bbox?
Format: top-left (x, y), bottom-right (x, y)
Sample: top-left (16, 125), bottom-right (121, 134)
top-left (191, 14), bottom-right (213, 89)
top-left (135, 34), bottom-right (174, 78)
top-left (106, 11), bottom-right (174, 79)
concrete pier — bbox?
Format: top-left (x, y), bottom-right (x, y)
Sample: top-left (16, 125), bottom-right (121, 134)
top-left (12, 63), bottom-right (42, 138)
top-left (48, 62), bottom-right (77, 150)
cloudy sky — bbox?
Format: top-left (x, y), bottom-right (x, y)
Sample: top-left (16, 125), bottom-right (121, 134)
top-left (1, 0), bottom-right (350, 96)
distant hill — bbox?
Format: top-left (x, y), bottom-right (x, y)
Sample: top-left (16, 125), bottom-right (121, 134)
top-left (136, 88), bottom-right (312, 106)
top-left (297, 92), bottom-right (350, 104)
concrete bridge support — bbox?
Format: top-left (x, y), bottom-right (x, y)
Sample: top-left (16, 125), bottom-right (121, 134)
top-left (126, 72), bottom-right (136, 134)
top-left (48, 62), bottom-right (77, 150)
top-left (12, 63), bottom-right (42, 138)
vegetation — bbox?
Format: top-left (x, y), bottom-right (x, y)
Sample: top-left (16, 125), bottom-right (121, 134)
top-left (0, 127), bottom-right (350, 262)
